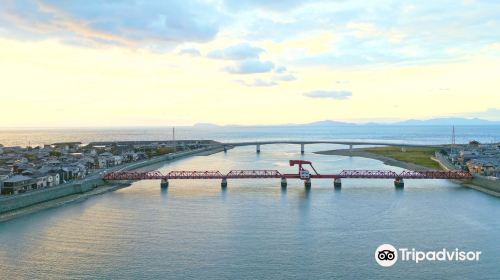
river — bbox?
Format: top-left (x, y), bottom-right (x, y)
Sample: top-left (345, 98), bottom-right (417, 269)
top-left (0, 144), bottom-right (499, 279)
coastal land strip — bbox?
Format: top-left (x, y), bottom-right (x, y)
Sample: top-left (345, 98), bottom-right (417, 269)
top-left (315, 147), bottom-right (500, 197)
top-left (0, 146), bottom-right (227, 222)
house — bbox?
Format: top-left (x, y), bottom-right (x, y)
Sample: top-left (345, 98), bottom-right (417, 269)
top-left (1, 175), bottom-right (36, 195)
top-left (466, 158), bottom-right (499, 176)
top-left (112, 156), bottom-right (123, 166)
top-left (34, 174), bottom-right (49, 189)
top-left (98, 153), bottom-right (122, 167)
top-left (97, 157), bottom-right (107, 168)
top-left (48, 172), bottom-right (60, 186)
top-left (123, 151), bottom-right (139, 162)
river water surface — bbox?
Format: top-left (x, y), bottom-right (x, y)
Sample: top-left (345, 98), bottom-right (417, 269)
top-left (0, 144), bottom-right (499, 279)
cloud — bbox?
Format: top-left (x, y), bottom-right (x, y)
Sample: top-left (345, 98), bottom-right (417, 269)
top-left (275, 66), bottom-right (287, 73)
top-left (0, 0), bottom-right (221, 48)
top-left (225, 59), bottom-right (275, 74)
top-left (207, 43), bottom-right (264, 60)
top-left (303, 90), bottom-right (352, 100)
top-left (273, 74), bottom-right (296, 81)
top-left (178, 47), bottom-right (201, 56)
top-left (459, 108), bottom-right (500, 121)
top-left (236, 79), bottom-right (277, 87)
top-left (179, 48), bottom-right (201, 56)
top-left (223, 0), bottom-right (310, 11)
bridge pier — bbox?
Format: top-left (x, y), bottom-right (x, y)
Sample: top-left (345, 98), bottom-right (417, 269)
top-left (334, 178), bottom-right (341, 188)
top-left (281, 177), bottom-right (287, 188)
top-left (394, 177), bottom-right (404, 188)
top-left (301, 143), bottom-right (305, 154)
top-left (221, 178), bottom-right (228, 188)
top-left (304, 178), bottom-right (311, 189)
top-left (160, 178), bottom-right (169, 189)
top-left (256, 144), bottom-right (261, 153)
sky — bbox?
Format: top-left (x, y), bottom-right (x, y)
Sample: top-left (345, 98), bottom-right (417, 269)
top-left (0, 0), bottom-right (499, 127)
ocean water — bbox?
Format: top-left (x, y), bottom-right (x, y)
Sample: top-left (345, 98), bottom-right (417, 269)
top-left (0, 125), bottom-right (499, 146)
top-left (0, 143), bottom-right (499, 279)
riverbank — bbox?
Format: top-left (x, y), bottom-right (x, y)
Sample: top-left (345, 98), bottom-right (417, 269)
top-left (0, 183), bottom-right (130, 222)
top-left (315, 147), bottom-right (500, 197)
top-left (0, 146), bottom-right (226, 222)
top-left (315, 148), bottom-right (435, 171)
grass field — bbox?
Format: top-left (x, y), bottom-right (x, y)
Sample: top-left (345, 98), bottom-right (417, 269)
top-left (362, 146), bottom-right (442, 170)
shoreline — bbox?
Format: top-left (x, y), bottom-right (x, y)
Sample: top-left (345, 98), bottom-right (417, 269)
top-left (315, 148), bottom-right (500, 197)
top-left (0, 146), bottom-right (226, 222)
top-left (315, 148), bottom-right (434, 171)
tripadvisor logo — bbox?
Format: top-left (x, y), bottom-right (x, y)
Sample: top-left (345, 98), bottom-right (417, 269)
top-left (375, 244), bottom-right (398, 267)
top-left (375, 244), bottom-right (482, 267)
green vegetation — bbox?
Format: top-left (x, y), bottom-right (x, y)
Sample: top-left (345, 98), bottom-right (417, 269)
top-left (144, 147), bottom-right (175, 158)
top-left (469, 140), bottom-right (480, 146)
top-left (23, 153), bottom-right (37, 161)
top-left (49, 150), bottom-right (61, 157)
top-left (362, 146), bottom-right (442, 169)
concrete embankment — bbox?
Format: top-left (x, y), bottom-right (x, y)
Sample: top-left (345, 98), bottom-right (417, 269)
top-left (0, 177), bottom-right (105, 214)
top-left (434, 152), bottom-right (500, 197)
top-left (0, 146), bottom-right (225, 220)
top-left (0, 183), bottom-right (129, 222)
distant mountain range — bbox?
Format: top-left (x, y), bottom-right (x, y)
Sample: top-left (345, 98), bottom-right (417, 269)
top-left (194, 117), bottom-right (500, 127)
top-left (393, 117), bottom-right (499, 126)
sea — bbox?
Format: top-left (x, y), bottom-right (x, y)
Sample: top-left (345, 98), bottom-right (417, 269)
top-left (0, 125), bottom-right (499, 279)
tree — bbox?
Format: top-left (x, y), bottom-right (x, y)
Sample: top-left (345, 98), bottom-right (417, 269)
top-left (49, 150), bottom-right (62, 157)
top-left (469, 140), bottom-right (480, 146)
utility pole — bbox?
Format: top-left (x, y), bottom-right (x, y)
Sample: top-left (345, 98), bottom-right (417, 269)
top-left (173, 127), bottom-right (176, 152)
top-left (451, 125), bottom-right (456, 155)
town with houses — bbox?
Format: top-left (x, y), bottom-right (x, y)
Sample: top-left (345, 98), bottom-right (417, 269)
top-left (0, 140), bottom-right (215, 195)
top-left (440, 141), bottom-right (500, 179)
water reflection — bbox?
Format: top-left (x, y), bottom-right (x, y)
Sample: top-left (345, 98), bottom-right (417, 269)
top-left (160, 187), bottom-right (168, 201)
top-left (220, 185), bottom-right (227, 201)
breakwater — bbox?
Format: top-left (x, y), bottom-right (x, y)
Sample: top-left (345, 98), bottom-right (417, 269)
top-left (0, 146), bottom-right (225, 215)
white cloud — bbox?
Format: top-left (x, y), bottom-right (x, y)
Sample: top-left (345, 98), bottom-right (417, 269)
top-left (273, 74), bottom-right (296, 81)
top-left (207, 43), bottom-right (264, 60)
top-left (0, 0), bottom-right (221, 48)
top-left (225, 59), bottom-right (275, 74)
top-left (303, 90), bottom-right (352, 100)
top-left (178, 47), bottom-right (201, 56)
top-left (236, 79), bottom-right (277, 87)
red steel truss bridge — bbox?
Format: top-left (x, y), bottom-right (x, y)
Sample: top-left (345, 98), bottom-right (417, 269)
top-left (102, 160), bottom-right (472, 188)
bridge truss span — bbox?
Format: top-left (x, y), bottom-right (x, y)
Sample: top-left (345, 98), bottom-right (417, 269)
top-left (337, 170), bottom-right (399, 179)
top-left (399, 170), bottom-right (473, 179)
top-left (102, 160), bottom-right (473, 186)
top-left (226, 170), bottom-right (282, 179)
top-left (167, 170), bottom-right (224, 179)
top-left (102, 170), bottom-right (164, 180)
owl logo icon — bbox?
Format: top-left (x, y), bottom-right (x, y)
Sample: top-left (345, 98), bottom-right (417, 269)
top-left (375, 244), bottom-right (398, 267)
